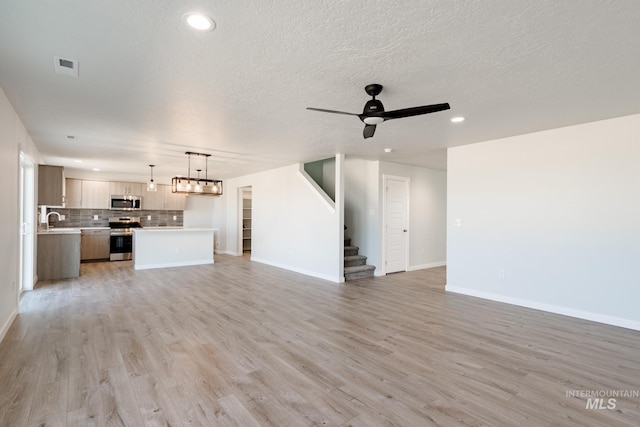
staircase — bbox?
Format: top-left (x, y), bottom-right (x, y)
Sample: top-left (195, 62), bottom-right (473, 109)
top-left (344, 237), bottom-right (375, 281)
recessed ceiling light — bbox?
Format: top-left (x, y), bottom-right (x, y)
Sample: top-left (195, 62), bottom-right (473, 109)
top-left (74, 159), bottom-right (83, 163)
top-left (384, 148), bottom-right (392, 153)
top-left (451, 116), bottom-right (465, 123)
top-left (183, 12), bottom-right (216, 32)
top-left (92, 168), bottom-right (100, 171)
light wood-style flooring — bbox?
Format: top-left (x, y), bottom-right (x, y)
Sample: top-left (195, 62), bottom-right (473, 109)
top-left (1, 255), bottom-right (639, 426)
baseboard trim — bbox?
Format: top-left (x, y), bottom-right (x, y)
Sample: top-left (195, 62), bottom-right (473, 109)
top-left (0, 307), bottom-right (18, 344)
top-left (251, 257), bottom-right (343, 283)
top-left (408, 261), bottom-right (446, 271)
top-left (134, 259), bottom-right (214, 270)
top-left (446, 285), bottom-right (640, 331)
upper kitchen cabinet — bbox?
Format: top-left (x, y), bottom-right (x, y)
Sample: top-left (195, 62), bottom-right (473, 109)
top-left (143, 184), bottom-right (165, 210)
top-left (142, 184), bottom-right (186, 210)
top-left (65, 178), bottom-right (82, 208)
top-left (164, 185), bottom-right (186, 210)
top-left (65, 179), bottom-right (110, 209)
top-left (82, 180), bottom-right (110, 209)
top-left (109, 181), bottom-right (144, 196)
top-left (38, 165), bottom-right (65, 206)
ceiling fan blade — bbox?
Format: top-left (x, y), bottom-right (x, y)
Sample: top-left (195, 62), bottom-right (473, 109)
top-left (381, 103), bottom-right (450, 120)
top-left (363, 124), bottom-right (376, 139)
top-left (306, 107), bottom-right (359, 117)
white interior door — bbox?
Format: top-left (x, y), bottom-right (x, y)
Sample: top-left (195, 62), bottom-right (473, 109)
top-left (384, 176), bottom-right (409, 273)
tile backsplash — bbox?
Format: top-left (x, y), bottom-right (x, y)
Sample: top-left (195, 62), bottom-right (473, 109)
top-left (43, 208), bottom-right (183, 228)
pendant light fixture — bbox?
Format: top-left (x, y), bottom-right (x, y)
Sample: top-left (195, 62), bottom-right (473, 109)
top-left (171, 152), bottom-right (223, 196)
top-left (147, 164), bottom-right (157, 192)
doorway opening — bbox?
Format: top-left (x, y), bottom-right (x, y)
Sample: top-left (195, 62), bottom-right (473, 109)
top-left (19, 153), bottom-right (35, 292)
top-left (239, 186), bottom-right (252, 255)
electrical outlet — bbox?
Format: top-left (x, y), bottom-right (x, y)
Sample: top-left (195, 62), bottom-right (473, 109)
top-left (93, 215), bottom-right (99, 220)
top-left (60, 214), bottom-right (65, 220)
top-left (498, 269), bottom-right (505, 279)
top-left (173, 215), bottom-right (177, 221)
top-left (147, 215), bottom-right (151, 220)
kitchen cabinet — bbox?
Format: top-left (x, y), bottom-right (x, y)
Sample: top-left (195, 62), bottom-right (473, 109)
top-left (82, 180), bottom-right (110, 209)
top-left (37, 232), bottom-right (80, 280)
top-left (164, 184), bottom-right (186, 210)
top-left (38, 165), bottom-right (65, 206)
top-left (110, 181), bottom-right (144, 196)
top-left (65, 178), bottom-right (82, 208)
top-left (81, 229), bottom-right (110, 261)
top-left (64, 178), bottom-right (110, 209)
top-left (142, 184), bottom-right (186, 210)
top-left (143, 184), bottom-right (165, 210)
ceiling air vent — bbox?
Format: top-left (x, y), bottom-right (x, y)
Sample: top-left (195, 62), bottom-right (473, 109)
top-left (53, 56), bottom-right (79, 77)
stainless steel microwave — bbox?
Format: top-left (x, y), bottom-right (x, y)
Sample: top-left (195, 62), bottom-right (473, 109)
top-left (110, 195), bottom-right (142, 210)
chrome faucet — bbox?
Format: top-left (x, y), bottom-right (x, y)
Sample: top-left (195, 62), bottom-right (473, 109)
top-left (46, 211), bottom-right (61, 230)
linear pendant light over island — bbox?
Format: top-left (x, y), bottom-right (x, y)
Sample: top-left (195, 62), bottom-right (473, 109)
top-left (171, 151), bottom-right (223, 196)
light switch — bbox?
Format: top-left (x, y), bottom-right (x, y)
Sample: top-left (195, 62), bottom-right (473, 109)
top-left (173, 215), bottom-right (177, 221)
top-left (60, 214), bottom-right (66, 220)
top-left (147, 215), bottom-right (151, 220)
top-left (93, 215), bottom-right (99, 220)
top-left (454, 218), bottom-right (461, 227)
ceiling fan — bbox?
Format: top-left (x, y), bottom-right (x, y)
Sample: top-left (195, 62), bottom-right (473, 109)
top-left (307, 84), bottom-right (450, 139)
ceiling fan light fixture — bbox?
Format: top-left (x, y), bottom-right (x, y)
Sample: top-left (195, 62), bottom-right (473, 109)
top-left (308, 84), bottom-right (450, 139)
top-left (183, 12), bottom-right (216, 32)
top-left (363, 116), bottom-right (384, 125)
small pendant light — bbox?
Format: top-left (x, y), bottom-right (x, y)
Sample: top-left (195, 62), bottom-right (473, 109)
top-left (147, 164), bottom-right (157, 192)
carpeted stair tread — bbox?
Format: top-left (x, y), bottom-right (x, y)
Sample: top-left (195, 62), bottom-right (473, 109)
top-left (344, 255), bottom-right (367, 267)
top-left (344, 265), bottom-right (376, 273)
top-left (344, 245), bottom-right (359, 256)
top-left (344, 264), bottom-right (376, 281)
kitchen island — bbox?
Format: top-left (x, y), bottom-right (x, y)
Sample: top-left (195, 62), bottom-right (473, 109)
top-left (132, 228), bottom-right (216, 270)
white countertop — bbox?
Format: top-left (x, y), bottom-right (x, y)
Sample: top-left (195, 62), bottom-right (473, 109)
top-left (38, 228), bottom-right (81, 235)
top-left (134, 227), bottom-right (217, 232)
top-left (38, 226), bottom-right (110, 235)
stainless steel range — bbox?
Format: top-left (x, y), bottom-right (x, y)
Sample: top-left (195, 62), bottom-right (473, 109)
top-left (109, 216), bottom-right (142, 261)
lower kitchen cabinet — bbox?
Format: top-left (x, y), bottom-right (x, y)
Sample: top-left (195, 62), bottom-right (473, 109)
top-left (37, 232), bottom-right (81, 280)
top-left (81, 229), bottom-right (110, 261)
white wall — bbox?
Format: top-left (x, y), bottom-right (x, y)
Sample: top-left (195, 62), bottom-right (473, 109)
top-left (0, 86), bottom-right (41, 342)
top-left (223, 158), bottom-right (344, 282)
top-left (447, 114), bottom-right (640, 330)
top-left (379, 161), bottom-right (447, 271)
top-left (344, 158), bottom-right (380, 269)
top-left (184, 196), bottom-right (215, 228)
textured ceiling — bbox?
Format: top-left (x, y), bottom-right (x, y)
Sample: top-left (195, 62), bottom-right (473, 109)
top-left (1, 1), bottom-right (639, 183)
